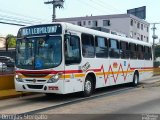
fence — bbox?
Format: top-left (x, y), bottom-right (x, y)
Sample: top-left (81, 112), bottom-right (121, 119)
top-left (0, 49), bottom-right (15, 75)
top-left (154, 61), bottom-right (160, 76)
top-left (0, 49), bottom-right (16, 60)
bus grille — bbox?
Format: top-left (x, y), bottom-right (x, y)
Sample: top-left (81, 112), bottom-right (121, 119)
top-left (25, 79), bottom-right (46, 83)
top-left (27, 85), bottom-right (43, 89)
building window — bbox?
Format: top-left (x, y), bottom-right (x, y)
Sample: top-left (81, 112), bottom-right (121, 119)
top-left (141, 24), bottom-right (143, 30)
top-left (92, 20), bottom-right (98, 27)
top-left (77, 21), bottom-right (81, 26)
top-left (95, 36), bottom-right (108, 58)
top-left (137, 22), bottom-right (140, 29)
top-left (103, 20), bottom-right (110, 26)
top-left (88, 21), bottom-right (91, 25)
top-left (82, 33), bottom-right (95, 58)
top-left (130, 19), bottom-right (133, 26)
top-left (147, 27), bottom-right (149, 32)
top-left (83, 21), bottom-right (86, 26)
top-left (137, 33), bottom-right (140, 40)
top-left (147, 37), bottom-right (149, 42)
top-left (141, 35), bottom-right (143, 41)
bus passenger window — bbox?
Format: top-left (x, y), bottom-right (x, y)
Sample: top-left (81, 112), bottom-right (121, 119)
top-left (129, 43), bottom-right (137, 59)
top-left (95, 36), bottom-right (108, 58)
top-left (109, 39), bottom-right (120, 58)
top-left (149, 47), bottom-right (152, 60)
top-left (120, 41), bottom-right (129, 59)
top-left (65, 35), bottom-right (81, 65)
top-left (81, 33), bottom-right (95, 58)
top-left (144, 46), bottom-right (152, 60)
top-left (137, 45), bottom-right (144, 60)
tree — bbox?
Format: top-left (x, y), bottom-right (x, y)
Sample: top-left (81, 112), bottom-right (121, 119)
top-left (155, 45), bottom-right (160, 58)
top-left (6, 34), bottom-right (16, 49)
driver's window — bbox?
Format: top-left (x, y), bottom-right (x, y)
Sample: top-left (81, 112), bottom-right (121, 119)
top-left (65, 34), bottom-right (81, 65)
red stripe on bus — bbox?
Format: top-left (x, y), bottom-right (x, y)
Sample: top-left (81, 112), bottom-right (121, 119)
top-left (15, 70), bottom-right (83, 74)
top-left (15, 66), bottom-right (153, 75)
top-left (130, 67), bottom-right (153, 70)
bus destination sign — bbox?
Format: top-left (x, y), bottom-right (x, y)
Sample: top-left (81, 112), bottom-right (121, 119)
top-left (18, 24), bottom-right (62, 37)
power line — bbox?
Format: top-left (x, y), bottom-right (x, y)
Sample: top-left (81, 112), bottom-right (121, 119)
top-left (0, 13), bottom-right (44, 24)
top-left (76, 0), bottom-right (107, 14)
top-left (95, 0), bottom-right (123, 13)
top-left (0, 17), bottom-right (35, 25)
top-left (0, 8), bottom-right (49, 23)
top-left (0, 21), bottom-right (25, 26)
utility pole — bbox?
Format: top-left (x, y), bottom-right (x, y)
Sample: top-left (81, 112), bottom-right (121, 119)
top-left (44, 0), bottom-right (64, 22)
top-left (151, 23), bottom-right (160, 62)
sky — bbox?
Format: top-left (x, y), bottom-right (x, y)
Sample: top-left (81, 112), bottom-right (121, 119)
top-left (0, 0), bottom-right (160, 43)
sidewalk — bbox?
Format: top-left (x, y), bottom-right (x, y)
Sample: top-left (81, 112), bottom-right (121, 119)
top-left (143, 75), bottom-right (160, 83)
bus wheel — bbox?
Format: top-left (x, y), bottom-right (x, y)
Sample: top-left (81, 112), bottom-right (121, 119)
top-left (83, 76), bottom-right (93, 97)
top-left (132, 72), bottom-right (139, 87)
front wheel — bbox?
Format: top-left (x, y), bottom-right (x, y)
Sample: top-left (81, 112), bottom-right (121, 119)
top-left (83, 76), bottom-right (94, 97)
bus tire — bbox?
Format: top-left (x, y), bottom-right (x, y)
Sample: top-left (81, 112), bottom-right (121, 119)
top-left (132, 72), bottom-right (139, 87)
top-left (83, 76), bottom-right (94, 97)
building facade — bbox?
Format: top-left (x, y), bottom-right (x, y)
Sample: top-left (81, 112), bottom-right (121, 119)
top-left (0, 37), bottom-right (5, 48)
top-left (57, 14), bottom-right (150, 42)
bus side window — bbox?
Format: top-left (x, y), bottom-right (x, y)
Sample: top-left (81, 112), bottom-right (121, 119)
top-left (64, 34), bottom-right (81, 65)
top-left (81, 33), bottom-right (95, 58)
top-left (149, 47), bottom-right (152, 60)
top-left (120, 41), bottom-right (129, 59)
top-left (109, 39), bottom-right (120, 58)
top-left (137, 45), bottom-right (144, 60)
top-left (144, 46), bottom-right (151, 60)
top-left (129, 43), bottom-right (137, 59)
top-left (95, 36), bottom-right (108, 58)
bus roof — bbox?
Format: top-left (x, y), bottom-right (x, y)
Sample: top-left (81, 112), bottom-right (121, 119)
top-left (19, 22), bottom-right (152, 47)
top-left (59, 22), bottom-right (152, 47)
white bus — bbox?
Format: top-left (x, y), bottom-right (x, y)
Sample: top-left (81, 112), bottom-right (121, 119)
top-left (15, 22), bottom-right (153, 96)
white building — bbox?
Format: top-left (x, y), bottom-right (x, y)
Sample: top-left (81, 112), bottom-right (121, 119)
top-left (0, 37), bottom-right (5, 48)
top-left (57, 14), bottom-right (150, 42)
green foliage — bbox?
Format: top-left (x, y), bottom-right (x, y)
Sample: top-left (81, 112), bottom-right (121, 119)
top-left (6, 34), bottom-right (16, 48)
top-left (155, 45), bottom-right (160, 58)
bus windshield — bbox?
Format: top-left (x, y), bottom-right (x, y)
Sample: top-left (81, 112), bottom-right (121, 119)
top-left (16, 36), bottom-right (62, 70)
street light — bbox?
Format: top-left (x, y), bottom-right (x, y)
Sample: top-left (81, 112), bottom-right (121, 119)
top-left (151, 23), bottom-right (160, 61)
top-left (44, 0), bottom-right (64, 22)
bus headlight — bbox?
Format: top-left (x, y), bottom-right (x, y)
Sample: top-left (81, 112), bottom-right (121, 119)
top-left (15, 75), bottom-right (23, 82)
top-left (47, 73), bottom-right (62, 83)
